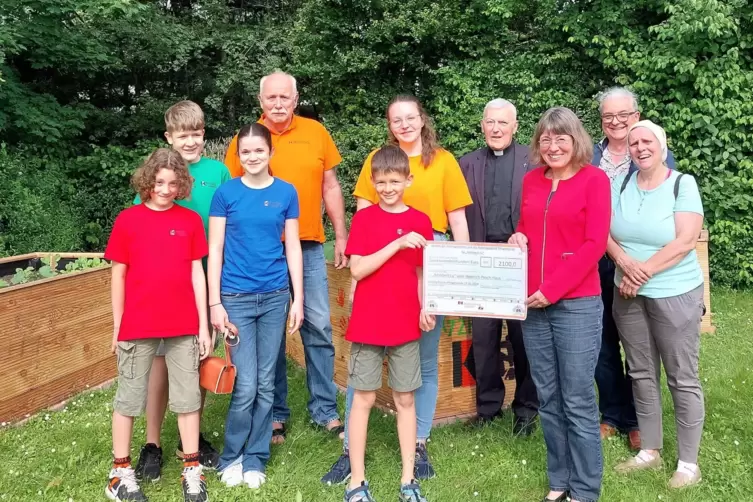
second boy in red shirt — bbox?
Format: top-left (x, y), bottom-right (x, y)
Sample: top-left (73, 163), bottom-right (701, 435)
top-left (343, 145), bottom-right (435, 502)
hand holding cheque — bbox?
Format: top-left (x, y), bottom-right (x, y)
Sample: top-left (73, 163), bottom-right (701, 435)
top-left (422, 240), bottom-right (528, 319)
top-left (508, 232), bottom-right (550, 309)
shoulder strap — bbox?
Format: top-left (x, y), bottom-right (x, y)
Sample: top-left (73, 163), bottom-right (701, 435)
top-left (620, 171), bottom-right (634, 195)
top-left (674, 173), bottom-right (684, 199)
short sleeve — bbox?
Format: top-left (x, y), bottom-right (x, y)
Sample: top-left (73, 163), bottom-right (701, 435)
top-left (104, 212), bottom-right (130, 264)
top-left (352, 153), bottom-right (379, 204)
top-left (219, 164), bottom-right (232, 184)
top-left (344, 212), bottom-right (370, 257)
top-left (322, 126), bottom-right (343, 171)
top-left (674, 174), bottom-right (704, 216)
top-left (440, 151), bottom-right (473, 212)
top-left (209, 186), bottom-right (229, 217)
top-left (285, 184), bottom-right (300, 219)
top-left (190, 213), bottom-right (208, 260)
top-left (416, 212), bottom-right (434, 268)
top-left (223, 135), bottom-right (243, 178)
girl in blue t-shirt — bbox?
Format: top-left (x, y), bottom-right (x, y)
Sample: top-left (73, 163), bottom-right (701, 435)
top-left (207, 123), bottom-right (303, 489)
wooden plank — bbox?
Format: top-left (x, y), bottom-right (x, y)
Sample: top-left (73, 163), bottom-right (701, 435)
top-left (0, 264), bottom-right (114, 423)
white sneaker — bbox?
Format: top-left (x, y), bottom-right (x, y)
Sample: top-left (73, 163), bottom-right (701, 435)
top-left (243, 470), bottom-right (266, 489)
top-left (220, 463), bottom-right (243, 487)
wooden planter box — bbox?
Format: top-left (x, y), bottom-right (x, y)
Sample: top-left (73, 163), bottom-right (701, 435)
top-left (0, 253), bottom-right (114, 423)
top-left (286, 263), bottom-right (517, 424)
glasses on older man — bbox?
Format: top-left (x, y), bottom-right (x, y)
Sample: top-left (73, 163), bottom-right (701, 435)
top-left (601, 111), bottom-right (637, 123)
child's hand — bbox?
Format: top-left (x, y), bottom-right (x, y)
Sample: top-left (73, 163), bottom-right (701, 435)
top-left (396, 231), bottom-right (428, 250)
top-left (110, 328), bottom-right (119, 355)
top-left (198, 327), bottom-right (212, 361)
top-left (210, 303), bottom-right (229, 333)
top-left (288, 298), bottom-right (304, 334)
top-left (419, 310), bottom-right (436, 332)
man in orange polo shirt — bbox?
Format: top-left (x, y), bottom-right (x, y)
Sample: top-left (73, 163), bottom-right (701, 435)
top-left (224, 71), bottom-right (347, 441)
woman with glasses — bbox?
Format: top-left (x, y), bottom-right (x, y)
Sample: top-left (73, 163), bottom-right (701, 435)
top-left (320, 95), bottom-right (472, 488)
top-left (509, 107), bottom-right (611, 502)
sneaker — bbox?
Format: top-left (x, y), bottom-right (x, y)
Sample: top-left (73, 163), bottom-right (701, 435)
top-left (321, 452), bottom-right (352, 485)
top-left (243, 470), bottom-right (267, 489)
top-left (399, 480), bottom-right (428, 502)
top-left (177, 434), bottom-right (220, 470)
top-left (343, 481), bottom-right (376, 502)
top-left (134, 443), bottom-right (163, 482)
top-left (105, 467), bottom-right (149, 501)
top-left (414, 443), bottom-right (435, 480)
top-left (181, 465), bottom-right (208, 502)
top-left (219, 463), bottom-right (243, 487)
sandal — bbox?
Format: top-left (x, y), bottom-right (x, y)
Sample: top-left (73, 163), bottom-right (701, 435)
top-left (317, 420), bottom-right (345, 438)
top-left (271, 423), bottom-right (286, 444)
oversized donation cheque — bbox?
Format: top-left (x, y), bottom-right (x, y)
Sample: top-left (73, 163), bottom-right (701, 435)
top-left (422, 242), bottom-right (528, 320)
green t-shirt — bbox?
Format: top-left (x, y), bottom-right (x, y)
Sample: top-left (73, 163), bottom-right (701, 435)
top-left (610, 171), bottom-right (704, 298)
top-left (134, 156), bottom-right (231, 237)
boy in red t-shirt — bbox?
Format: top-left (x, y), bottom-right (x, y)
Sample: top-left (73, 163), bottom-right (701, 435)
top-left (343, 145), bottom-right (435, 502)
top-left (104, 148), bottom-right (212, 502)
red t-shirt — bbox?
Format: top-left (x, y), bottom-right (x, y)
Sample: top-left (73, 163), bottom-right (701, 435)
top-left (104, 204), bottom-right (208, 341)
top-left (345, 205), bottom-right (434, 346)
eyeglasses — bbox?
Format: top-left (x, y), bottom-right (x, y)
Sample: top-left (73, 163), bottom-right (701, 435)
top-left (601, 111), bottom-right (637, 123)
top-left (390, 115), bottom-right (421, 127)
top-left (539, 136), bottom-right (572, 148)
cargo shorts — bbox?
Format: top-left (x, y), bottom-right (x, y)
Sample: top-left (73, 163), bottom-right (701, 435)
top-left (348, 340), bottom-right (422, 393)
top-left (113, 336), bottom-right (201, 417)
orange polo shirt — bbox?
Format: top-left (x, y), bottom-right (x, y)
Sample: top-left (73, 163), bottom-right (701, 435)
top-left (224, 115), bottom-right (342, 243)
top-left (353, 148), bottom-right (473, 233)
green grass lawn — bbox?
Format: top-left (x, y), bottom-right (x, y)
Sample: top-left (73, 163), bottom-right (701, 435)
top-left (1, 289), bottom-right (752, 502)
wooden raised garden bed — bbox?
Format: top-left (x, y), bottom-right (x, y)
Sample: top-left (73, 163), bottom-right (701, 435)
top-left (0, 253), bottom-right (114, 423)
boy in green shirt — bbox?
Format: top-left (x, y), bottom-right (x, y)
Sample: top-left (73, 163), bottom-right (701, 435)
top-left (133, 101), bottom-right (230, 482)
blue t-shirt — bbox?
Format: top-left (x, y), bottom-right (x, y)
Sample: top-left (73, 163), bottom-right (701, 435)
top-left (210, 177), bottom-right (299, 294)
top-left (610, 171), bottom-right (704, 298)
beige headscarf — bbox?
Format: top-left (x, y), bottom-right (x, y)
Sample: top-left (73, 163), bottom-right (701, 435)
top-left (628, 120), bottom-right (668, 162)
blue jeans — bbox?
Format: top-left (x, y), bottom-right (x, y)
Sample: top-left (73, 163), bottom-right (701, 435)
top-left (343, 232), bottom-right (447, 448)
top-left (595, 259), bottom-right (638, 432)
top-left (218, 288), bottom-right (289, 473)
top-left (522, 296), bottom-right (603, 502)
top-left (273, 242), bottom-right (339, 426)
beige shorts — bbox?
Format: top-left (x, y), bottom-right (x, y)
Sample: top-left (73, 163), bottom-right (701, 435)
top-left (348, 341), bottom-right (422, 393)
top-left (113, 336), bottom-right (201, 417)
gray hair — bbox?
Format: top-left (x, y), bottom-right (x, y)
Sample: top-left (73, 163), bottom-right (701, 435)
top-left (483, 98), bottom-right (517, 120)
top-left (259, 71), bottom-right (298, 95)
top-left (597, 87), bottom-right (639, 113)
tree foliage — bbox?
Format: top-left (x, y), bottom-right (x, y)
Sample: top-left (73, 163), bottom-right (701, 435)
top-left (1, 0), bottom-right (751, 287)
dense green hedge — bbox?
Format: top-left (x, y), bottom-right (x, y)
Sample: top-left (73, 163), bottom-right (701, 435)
top-left (1, 0), bottom-right (751, 287)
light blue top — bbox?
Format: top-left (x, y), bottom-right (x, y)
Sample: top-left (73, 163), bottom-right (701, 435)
top-left (610, 170), bottom-right (704, 298)
top-left (209, 177), bottom-right (299, 294)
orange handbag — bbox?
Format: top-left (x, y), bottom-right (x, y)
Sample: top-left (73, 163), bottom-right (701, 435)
top-left (199, 323), bottom-right (238, 394)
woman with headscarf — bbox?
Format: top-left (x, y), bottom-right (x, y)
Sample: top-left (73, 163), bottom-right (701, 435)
top-left (608, 120), bottom-right (705, 489)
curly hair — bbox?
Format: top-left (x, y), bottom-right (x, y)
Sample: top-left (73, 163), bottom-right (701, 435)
top-left (131, 148), bottom-right (193, 202)
top-left (386, 95), bottom-right (441, 167)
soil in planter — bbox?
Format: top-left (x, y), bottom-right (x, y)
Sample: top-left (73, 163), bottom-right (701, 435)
top-left (0, 255), bottom-right (108, 288)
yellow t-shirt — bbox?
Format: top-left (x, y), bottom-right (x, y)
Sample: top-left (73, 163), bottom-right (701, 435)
top-left (224, 115), bottom-right (342, 243)
top-left (353, 148), bottom-right (472, 233)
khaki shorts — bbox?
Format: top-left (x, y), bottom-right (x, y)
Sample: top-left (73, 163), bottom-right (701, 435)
top-left (348, 341), bottom-right (421, 393)
top-left (113, 336), bottom-right (201, 417)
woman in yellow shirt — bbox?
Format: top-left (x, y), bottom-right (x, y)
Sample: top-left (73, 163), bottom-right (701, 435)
top-left (321, 95), bottom-right (472, 486)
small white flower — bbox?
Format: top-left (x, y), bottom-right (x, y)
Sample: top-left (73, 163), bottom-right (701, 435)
top-left (471, 452), bottom-right (476, 456)
top-left (45, 415), bottom-right (50, 421)
top-left (474, 492), bottom-right (478, 496)
top-left (213, 431), bottom-right (219, 437)
top-left (85, 423), bottom-right (91, 428)
top-left (288, 451), bottom-right (292, 455)
top-left (522, 460), bottom-right (527, 465)
top-left (513, 474), bottom-right (518, 479)
top-left (72, 441), bottom-right (76, 446)
top-left (61, 420), bottom-right (66, 424)
top-left (450, 443), bottom-right (454, 447)
top-left (37, 491), bottom-right (42, 496)
top-left (281, 461), bottom-right (285, 465)
top-left (704, 378), bottom-right (708, 382)
top-left (474, 445), bottom-right (479, 449)
top-left (51, 448), bottom-right (56, 453)
top-left (480, 454), bottom-right (484, 457)
top-left (69, 498), bottom-right (74, 502)
top-left (734, 440), bottom-right (740, 446)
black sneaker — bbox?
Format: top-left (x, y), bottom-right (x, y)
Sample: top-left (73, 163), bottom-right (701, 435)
top-left (177, 434), bottom-right (220, 470)
top-left (181, 466), bottom-right (208, 502)
top-left (321, 451), bottom-right (352, 485)
top-left (513, 416), bottom-right (538, 437)
top-left (105, 467), bottom-right (149, 501)
top-left (414, 443), bottom-right (435, 480)
top-left (134, 443), bottom-right (162, 482)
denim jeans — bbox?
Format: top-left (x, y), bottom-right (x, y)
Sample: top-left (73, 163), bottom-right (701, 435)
top-left (218, 288), bottom-right (289, 473)
top-left (595, 260), bottom-right (638, 432)
top-left (343, 232), bottom-right (447, 448)
top-left (273, 241), bottom-right (340, 426)
top-left (522, 296), bottom-right (603, 502)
